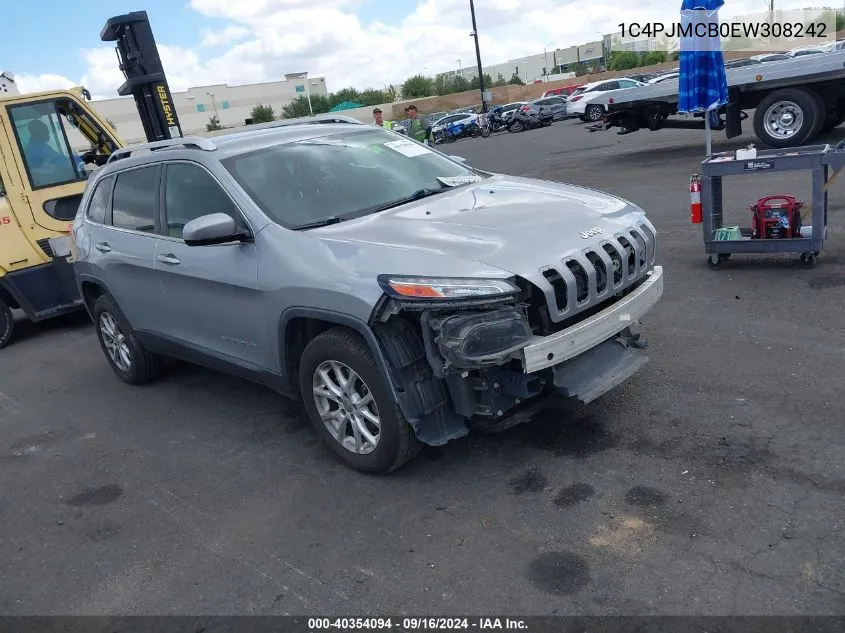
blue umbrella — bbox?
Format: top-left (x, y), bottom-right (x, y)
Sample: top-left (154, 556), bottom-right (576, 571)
top-left (678, 0), bottom-right (729, 155)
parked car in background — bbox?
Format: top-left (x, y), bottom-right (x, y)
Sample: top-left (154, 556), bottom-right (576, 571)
top-left (497, 102), bottom-right (527, 121)
top-left (646, 72), bottom-right (678, 84)
top-left (724, 57), bottom-right (761, 69)
top-left (541, 85), bottom-right (582, 99)
top-left (751, 53), bottom-right (791, 62)
top-left (786, 47), bottom-right (825, 57)
top-left (529, 96), bottom-right (567, 120)
top-left (567, 77), bottom-right (646, 122)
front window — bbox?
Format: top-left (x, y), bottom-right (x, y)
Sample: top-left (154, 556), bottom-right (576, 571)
top-left (222, 128), bottom-right (487, 230)
top-left (8, 100), bottom-right (88, 189)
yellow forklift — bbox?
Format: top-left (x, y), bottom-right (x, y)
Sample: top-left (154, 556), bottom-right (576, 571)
top-left (0, 10), bottom-right (184, 348)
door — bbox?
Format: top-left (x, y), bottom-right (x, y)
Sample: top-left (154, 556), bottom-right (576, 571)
top-left (155, 161), bottom-right (268, 370)
top-left (5, 96), bottom-right (120, 234)
top-left (93, 164), bottom-right (166, 334)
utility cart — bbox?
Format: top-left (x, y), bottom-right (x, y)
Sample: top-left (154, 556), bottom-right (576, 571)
top-left (698, 142), bottom-right (841, 269)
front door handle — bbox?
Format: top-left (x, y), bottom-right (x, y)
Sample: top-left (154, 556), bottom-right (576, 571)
top-left (95, 242), bottom-right (111, 253)
top-left (157, 253), bottom-right (181, 265)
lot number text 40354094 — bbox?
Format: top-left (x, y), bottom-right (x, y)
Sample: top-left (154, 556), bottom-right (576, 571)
top-left (307, 617), bottom-right (528, 630)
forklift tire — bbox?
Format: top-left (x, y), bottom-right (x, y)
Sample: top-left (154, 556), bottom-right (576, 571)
top-left (92, 294), bottom-right (164, 385)
top-left (0, 299), bottom-right (13, 350)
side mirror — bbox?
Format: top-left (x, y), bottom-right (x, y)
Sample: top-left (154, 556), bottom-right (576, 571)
top-left (183, 212), bottom-right (246, 246)
top-left (449, 155), bottom-right (467, 163)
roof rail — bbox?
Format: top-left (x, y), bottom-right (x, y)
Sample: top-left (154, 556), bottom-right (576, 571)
top-left (232, 113), bottom-right (366, 134)
top-left (106, 136), bottom-right (217, 163)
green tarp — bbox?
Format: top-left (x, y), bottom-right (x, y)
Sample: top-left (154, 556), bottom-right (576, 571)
top-left (329, 101), bottom-right (364, 111)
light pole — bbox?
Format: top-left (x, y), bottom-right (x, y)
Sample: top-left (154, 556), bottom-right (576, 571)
top-left (469, 0), bottom-right (487, 111)
top-left (544, 42), bottom-right (554, 81)
top-left (206, 91), bottom-right (218, 117)
top-left (596, 31), bottom-right (608, 71)
top-left (457, 59), bottom-right (462, 76)
top-left (304, 73), bottom-right (313, 116)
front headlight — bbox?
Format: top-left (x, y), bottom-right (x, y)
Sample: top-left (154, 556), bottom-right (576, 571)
top-left (378, 275), bottom-right (520, 299)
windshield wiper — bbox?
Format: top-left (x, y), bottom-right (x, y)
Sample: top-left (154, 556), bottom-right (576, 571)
top-left (292, 216), bottom-right (347, 230)
top-left (369, 187), bottom-right (447, 213)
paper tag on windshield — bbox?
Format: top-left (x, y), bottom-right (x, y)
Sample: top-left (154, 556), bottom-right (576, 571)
top-left (436, 175), bottom-right (484, 187)
top-left (384, 139), bottom-right (432, 157)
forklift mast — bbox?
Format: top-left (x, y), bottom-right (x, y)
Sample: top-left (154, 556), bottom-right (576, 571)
top-left (100, 10), bottom-right (184, 142)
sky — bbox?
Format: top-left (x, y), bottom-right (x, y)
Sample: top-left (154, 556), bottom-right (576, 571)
top-left (7, 0), bottom-right (826, 100)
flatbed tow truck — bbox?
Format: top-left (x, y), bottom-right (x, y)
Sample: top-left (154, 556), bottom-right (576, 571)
top-left (585, 51), bottom-right (845, 148)
top-left (0, 11), bottom-right (184, 348)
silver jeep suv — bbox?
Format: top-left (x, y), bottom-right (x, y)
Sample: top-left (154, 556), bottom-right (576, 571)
top-left (70, 114), bottom-right (663, 474)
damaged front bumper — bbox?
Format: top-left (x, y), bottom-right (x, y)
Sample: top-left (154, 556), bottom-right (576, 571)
top-left (519, 265), bottom-right (664, 373)
top-left (405, 266), bottom-right (663, 428)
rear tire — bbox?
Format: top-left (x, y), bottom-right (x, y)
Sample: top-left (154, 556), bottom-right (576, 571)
top-left (92, 294), bottom-right (164, 385)
top-left (0, 299), bottom-right (13, 349)
top-left (753, 88), bottom-right (821, 148)
top-left (299, 326), bottom-right (421, 475)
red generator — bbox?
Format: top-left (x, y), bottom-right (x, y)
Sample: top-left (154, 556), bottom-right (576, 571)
top-left (750, 195), bottom-right (803, 239)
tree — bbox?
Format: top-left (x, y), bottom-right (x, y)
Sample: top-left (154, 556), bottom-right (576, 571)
top-left (401, 74), bottom-right (434, 99)
top-left (280, 94), bottom-right (330, 118)
top-left (469, 73), bottom-right (493, 90)
top-left (509, 73), bottom-right (524, 85)
top-left (643, 51), bottom-right (667, 66)
top-left (250, 104), bottom-right (275, 123)
top-left (206, 115), bottom-right (222, 131)
top-left (609, 51), bottom-right (640, 71)
top-left (493, 73), bottom-right (508, 87)
top-left (358, 88), bottom-right (390, 106)
top-left (328, 87), bottom-right (361, 109)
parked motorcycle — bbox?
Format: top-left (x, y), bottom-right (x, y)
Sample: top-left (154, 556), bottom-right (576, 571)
top-left (507, 103), bottom-right (554, 132)
top-left (442, 119), bottom-right (481, 143)
top-left (479, 111), bottom-right (509, 137)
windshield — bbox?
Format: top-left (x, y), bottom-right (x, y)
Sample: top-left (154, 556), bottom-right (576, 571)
top-left (222, 128), bottom-right (486, 229)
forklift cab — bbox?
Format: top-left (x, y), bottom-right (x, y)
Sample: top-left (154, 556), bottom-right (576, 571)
top-left (0, 89), bottom-right (121, 348)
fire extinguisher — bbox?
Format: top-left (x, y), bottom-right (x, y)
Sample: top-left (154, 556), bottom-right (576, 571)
top-left (690, 174), bottom-right (702, 224)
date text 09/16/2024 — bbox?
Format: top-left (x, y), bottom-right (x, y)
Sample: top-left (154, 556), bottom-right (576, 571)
top-left (307, 618), bottom-right (528, 630)
top-left (618, 21), bottom-right (828, 40)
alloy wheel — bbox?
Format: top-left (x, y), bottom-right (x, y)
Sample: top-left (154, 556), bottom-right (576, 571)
top-left (99, 312), bottom-right (132, 372)
top-left (312, 360), bottom-right (381, 455)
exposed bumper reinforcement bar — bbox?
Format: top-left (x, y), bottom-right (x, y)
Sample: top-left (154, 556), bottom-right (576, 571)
top-left (550, 334), bottom-right (649, 405)
top-left (518, 265), bottom-right (663, 374)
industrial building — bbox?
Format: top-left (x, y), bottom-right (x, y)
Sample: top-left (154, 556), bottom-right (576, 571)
top-left (437, 34), bottom-right (660, 84)
top-left (89, 73), bottom-right (329, 143)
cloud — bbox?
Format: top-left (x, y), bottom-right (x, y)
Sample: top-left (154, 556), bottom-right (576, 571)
top-left (20, 0), bottom-right (826, 101)
top-left (15, 73), bottom-right (77, 94)
top-left (200, 25), bottom-right (250, 47)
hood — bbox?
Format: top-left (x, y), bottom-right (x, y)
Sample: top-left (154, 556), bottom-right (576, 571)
top-left (312, 174), bottom-right (650, 280)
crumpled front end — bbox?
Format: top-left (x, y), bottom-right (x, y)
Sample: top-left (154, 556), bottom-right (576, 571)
top-left (371, 214), bottom-right (664, 440)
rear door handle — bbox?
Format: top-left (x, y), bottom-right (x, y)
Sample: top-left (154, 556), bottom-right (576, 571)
top-left (95, 242), bottom-right (111, 253)
top-left (157, 253), bottom-right (181, 265)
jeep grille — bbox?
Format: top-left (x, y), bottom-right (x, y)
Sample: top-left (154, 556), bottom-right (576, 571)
top-left (537, 222), bottom-right (656, 323)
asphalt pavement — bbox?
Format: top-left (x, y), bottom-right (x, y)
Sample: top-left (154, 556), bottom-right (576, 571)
top-left (2, 118), bottom-right (844, 616)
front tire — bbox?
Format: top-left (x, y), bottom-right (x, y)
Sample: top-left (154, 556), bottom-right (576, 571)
top-left (0, 299), bottom-right (14, 349)
top-left (299, 327), bottom-right (421, 474)
top-left (509, 120), bottom-right (524, 132)
top-left (92, 294), bottom-right (164, 384)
